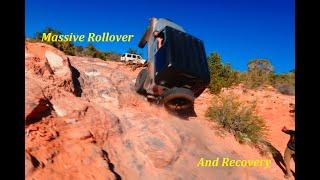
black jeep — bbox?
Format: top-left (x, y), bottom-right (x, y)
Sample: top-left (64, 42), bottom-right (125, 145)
top-left (135, 18), bottom-right (210, 112)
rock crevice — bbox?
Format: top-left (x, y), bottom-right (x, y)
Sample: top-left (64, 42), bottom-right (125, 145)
top-left (25, 42), bottom-right (293, 180)
top-left (101, 150), bottom-right (122, 180)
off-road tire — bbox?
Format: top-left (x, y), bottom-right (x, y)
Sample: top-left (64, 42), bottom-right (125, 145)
top-left (163, 87), bottom-right (195, 111)
top-left (135, 68), bottom-right (148, 94)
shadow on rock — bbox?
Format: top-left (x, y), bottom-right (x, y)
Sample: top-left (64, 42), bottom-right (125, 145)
top-left (26, 98), bottom-right (54, 125)
top-left (68, 60), bottom-right (82, 97)
top-left (144, 95), bottom-right (197, 120)
top-left (165, 106), bottom-right (198, 120)
top-left (144, 94), bottom-right (198, 120)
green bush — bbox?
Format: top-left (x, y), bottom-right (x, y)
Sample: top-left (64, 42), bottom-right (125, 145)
top-left (207, 52), bottom-right (241, 94)
top-left (272, 71), bottom-right (295, 95)
top-left (203, 52), bottom-right (295, 96)
top-left (81, 44), bottom-right (120, 61)
top-left (206, 95), bottom-right (268, 144)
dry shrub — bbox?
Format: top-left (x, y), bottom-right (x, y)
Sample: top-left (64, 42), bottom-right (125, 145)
top-left (206, 95), bottom-right (269, 149)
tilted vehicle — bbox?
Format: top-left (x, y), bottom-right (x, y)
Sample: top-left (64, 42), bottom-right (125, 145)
top-left (135, 17), bottom-right (210, 112)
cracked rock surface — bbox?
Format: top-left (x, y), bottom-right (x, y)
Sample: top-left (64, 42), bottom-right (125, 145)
top-left (25, 42), bottom-right (294, 180)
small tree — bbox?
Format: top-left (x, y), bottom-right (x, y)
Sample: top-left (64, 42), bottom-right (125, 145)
top-left (248, 59), bottom-right (274, 73)
top-left (243, 59), bottom-right (274, 88)
top-left (207, 52), bottom-right (241, 94)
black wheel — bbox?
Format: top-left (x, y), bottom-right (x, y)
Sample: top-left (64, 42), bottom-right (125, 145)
top-left (135, 68), bottom-right (148, 94)
top-left (163, 87), bottom-right (194, 111)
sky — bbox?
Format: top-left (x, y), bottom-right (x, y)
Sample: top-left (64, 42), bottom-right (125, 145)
top-left (25, 0), bottom-right (295, 73)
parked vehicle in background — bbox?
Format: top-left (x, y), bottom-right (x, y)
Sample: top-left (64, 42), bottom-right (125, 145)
top-left (120, 53), bottom-right (146, 64)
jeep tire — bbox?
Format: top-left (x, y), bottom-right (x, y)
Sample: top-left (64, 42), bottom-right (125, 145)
top-left (163, 87), bottom-right (195, 111)
top-left (135, 68), bottom-right (148, 94)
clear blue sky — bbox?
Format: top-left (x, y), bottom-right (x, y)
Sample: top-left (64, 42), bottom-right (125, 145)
top-left (26, 0), bottom-right (295, 73)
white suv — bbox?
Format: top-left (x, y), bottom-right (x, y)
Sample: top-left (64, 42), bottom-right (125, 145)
top-left (120, 53), bottom-right (146, 64)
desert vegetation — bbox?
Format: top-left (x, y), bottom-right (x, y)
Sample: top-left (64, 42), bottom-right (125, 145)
top-left (206, 53), bottom-right (294, 155)
top-left (206, 95), bottom-right (268, 144)
top-left (206, 95), bottom-right (272, 155)
top-left (207, 52), bottom-right (295, 96)
top-left (28, 27), bottom-right (120, 61)
top-left (207, 52), bottom-right (241, 94)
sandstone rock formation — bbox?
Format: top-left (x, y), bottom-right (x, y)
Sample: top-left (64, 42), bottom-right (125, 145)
top-left (25, 42), bottom-right (295, 180)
